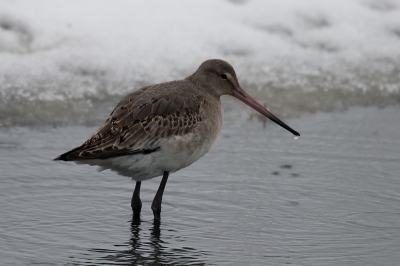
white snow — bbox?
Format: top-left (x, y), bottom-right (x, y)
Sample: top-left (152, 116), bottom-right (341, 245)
top-left (0, 0), bottom-right (400, 126)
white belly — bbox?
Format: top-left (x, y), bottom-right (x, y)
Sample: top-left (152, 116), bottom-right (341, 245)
top-left (77, 129), bottom-right (217, 181)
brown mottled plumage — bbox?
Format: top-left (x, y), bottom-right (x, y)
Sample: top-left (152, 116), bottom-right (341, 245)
top-left (54, 59), bottom-right (299, 220)
top-left (56, 82), bottom-right (209, 160)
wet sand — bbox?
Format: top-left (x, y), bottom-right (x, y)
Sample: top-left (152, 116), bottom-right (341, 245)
top-left (1, 107), bottom-right (399, 265)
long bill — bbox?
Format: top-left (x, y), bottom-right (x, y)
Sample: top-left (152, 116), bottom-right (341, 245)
top-left (232, 87), bottom-right (300, 137)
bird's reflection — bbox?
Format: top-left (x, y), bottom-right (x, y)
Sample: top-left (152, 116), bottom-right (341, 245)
top-left (82, 215), bottom-right (207, 265)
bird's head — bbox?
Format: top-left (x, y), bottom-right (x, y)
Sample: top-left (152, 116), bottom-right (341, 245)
top-left (189, 59), bottom-right (300, 137)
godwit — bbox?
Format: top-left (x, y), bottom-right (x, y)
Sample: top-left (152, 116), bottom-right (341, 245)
top-left (54, 59), bottom-right (300, 220)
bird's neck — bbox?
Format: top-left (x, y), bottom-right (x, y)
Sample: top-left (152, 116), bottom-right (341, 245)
top-left (185, 75), bottom-right (222, 100)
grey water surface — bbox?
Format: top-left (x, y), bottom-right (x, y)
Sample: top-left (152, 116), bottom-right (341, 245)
top-left (1, 107), bottom-right (400, 265)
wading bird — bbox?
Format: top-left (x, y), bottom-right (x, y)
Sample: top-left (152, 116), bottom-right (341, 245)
top-left (54, 59), bottom-right (300, 220)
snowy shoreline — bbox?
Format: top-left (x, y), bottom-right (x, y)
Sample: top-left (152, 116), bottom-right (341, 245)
top-left (1, 0), bottom-right (400, 127)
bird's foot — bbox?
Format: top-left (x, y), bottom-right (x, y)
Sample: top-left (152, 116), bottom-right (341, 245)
top-left (151, 199), bottom-right (161, 221)
top-left (131, 181), bottom-right (142, 216)
top-left (152, 209), bottom-right (161, 221)
top-left (131, 199), bottom-right (142, 216)
top-left (132, 206), bottom-right (142, 216)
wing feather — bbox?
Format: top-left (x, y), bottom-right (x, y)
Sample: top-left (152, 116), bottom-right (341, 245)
top-left (54, 81), bottom-right (207, 161)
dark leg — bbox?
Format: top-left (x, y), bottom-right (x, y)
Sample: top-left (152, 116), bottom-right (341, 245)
top-left (131, 181), bottom-right (142, 216)
top-left (151, 171), bottom-right (169, 221)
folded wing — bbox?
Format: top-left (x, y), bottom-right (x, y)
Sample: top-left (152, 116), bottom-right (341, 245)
top-left (54, 83), bottom-right (206, 161)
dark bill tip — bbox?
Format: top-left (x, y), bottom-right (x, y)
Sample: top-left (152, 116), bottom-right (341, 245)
top-left (232, 88), bottom-right (300, 137)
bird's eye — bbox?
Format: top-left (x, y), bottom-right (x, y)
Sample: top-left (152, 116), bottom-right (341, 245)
top-left (220, 74), bottom-right (228, 80)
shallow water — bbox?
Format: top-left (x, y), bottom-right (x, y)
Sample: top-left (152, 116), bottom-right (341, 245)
top-left (1, 107), bottom-right (400, 265)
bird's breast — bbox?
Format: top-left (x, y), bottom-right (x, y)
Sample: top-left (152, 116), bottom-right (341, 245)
top-left (160, 98), bottom-right (223, 172)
